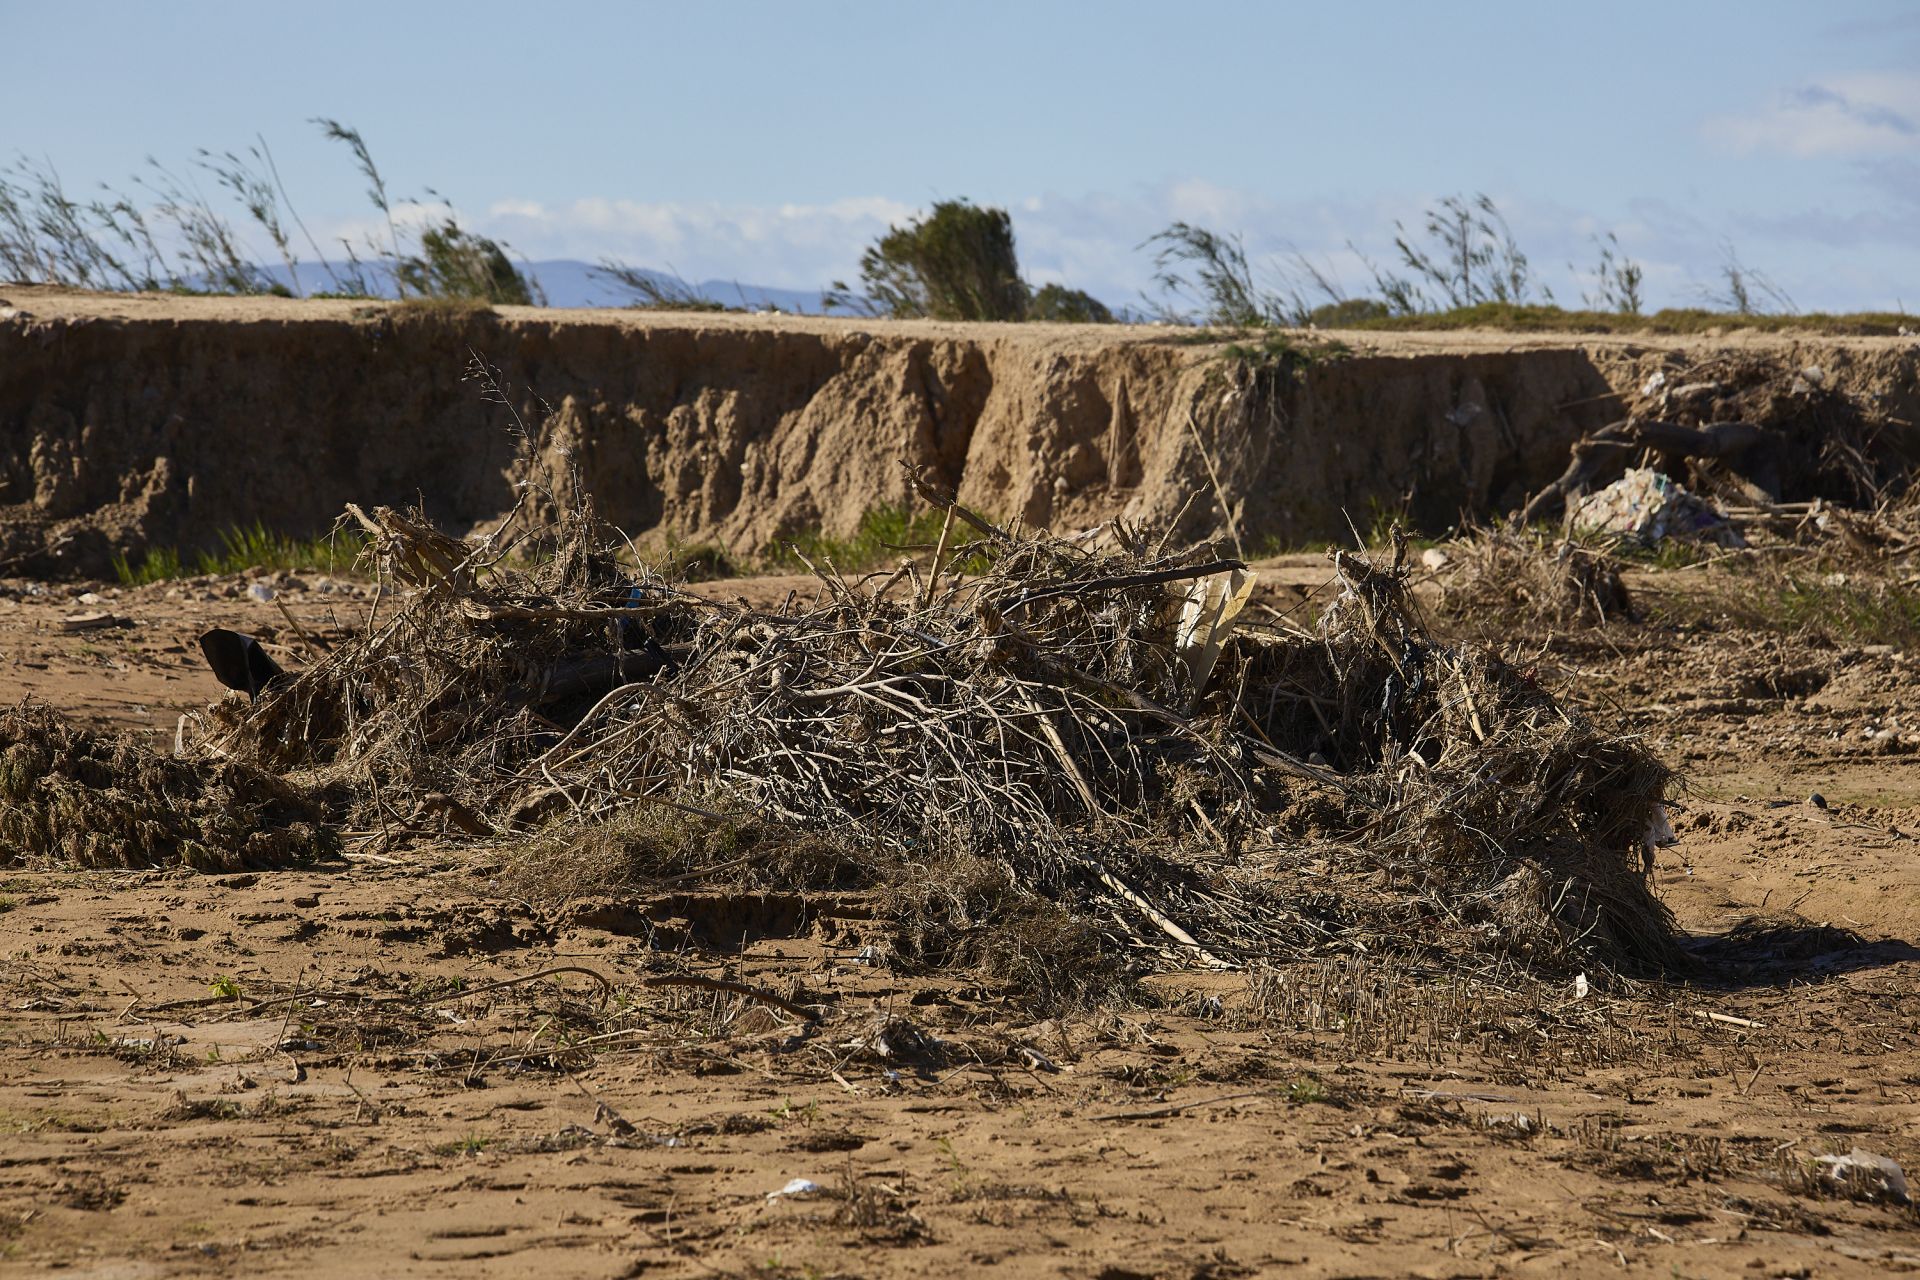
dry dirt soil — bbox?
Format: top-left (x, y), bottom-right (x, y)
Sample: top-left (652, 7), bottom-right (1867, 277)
top-left (1, 560), bottom-right (1917, 1280)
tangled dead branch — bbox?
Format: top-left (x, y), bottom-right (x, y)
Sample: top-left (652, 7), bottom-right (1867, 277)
top-left (198, 479), bottom-right (1680, 985)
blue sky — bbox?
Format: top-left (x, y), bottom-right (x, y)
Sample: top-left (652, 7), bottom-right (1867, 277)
top-left (8, 0), bottom-right (1920, 311)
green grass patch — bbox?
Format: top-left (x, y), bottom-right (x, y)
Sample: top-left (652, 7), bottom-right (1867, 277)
top-left (763, 504), bottom-right (956, 574)
top-left (1219, 328), bottom-right (1351, 371)
top-left (1652, 564), bottom-right (1920, 648)
top-left (1609, 536), bottom-right (1717, 571)
top-left (435, 1131), bottom-right (493, 1157)
top-left (639, 538), bottom-right (743, 582)
top-left (113, 522), bottom-right (368, 585)
top-left (1767, 575), bottom-right (1920, 646)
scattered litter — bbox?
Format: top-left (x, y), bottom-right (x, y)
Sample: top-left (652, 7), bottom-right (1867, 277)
top-left (1402, 1087), bottom-right (1519, 1104)
top-left (1815, 1148), bottom-right (1909, 1203)
top-left (1012, 1044), bottom-right (1062, 1074)
top-left (60, 610), bottom-right (121, 632)
top-left (1572, 973), bottom-right (1589, 1000)
top-left (1694, 1009), bottom-right (1764, 1029)
top-left (1574, 469), bottom-right (1742, 547)
top-left (767, 1178), bottom-right (822, 1201)
top-left (1643, 804), bottom-right (1676, 862)
top-left (247, 583), bottom-right (276, 603)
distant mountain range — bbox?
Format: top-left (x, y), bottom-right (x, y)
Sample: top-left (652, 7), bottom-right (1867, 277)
top-left (257, 259), bottom-right (838, 313)
top-left (525, 260), bottom-right (834, 312)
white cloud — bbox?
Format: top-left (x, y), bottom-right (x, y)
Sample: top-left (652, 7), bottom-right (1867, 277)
top-left (1704, 72), bottom-right (1920, 157)
top-left (475, 194), bottom-right (916, 289)
top-left (391, 178), bottom-right (1912, 315)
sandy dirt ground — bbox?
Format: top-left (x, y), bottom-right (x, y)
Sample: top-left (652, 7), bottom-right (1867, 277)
top-left (2, 563), bottom-right (1918, 1278)
top-left (9, 283), bottom-right (1920, 356)
top-left (15, 282), bottom-right (1920, 358)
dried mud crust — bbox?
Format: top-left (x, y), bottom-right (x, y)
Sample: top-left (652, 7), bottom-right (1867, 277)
top-left (0, 857), bottom-right (1914, 1279)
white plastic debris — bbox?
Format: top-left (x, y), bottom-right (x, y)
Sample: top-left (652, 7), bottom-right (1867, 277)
top-left (1641, 370), bottom-right (1668, 397)
top-left (1573, 469), bottom-right (1743, 548)
top-left (248, 583), bottom-right (276, 603)
top-left (1815, 1148), bottom-right (1910, 1202)
top-left (767, 1178), bottom-right (822, 1201)
top-left (1420, 547), bottom-right (1450, 572)
top-left (1572, 973), bottom-right (1590, 1001)
top-left (1174, 567), bottom-right (1258, 709)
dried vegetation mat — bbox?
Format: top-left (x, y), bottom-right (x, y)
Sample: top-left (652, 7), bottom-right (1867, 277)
top-left (155, 467), bottom-right (1679, 1002)
top-left (0, 702), bottom-right (333, 870)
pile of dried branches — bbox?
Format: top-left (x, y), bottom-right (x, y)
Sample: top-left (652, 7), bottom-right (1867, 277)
top-left (200, 482), bottom-right (1679, 980)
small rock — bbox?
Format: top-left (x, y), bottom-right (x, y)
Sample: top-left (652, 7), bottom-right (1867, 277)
top-left (60, 611), bottom-right (119, 633)
top-left (1808, 792), bottom-right (1828, 810)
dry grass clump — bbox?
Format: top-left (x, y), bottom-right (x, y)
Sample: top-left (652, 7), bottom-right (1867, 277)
top-left (496, 801), bottom-right (1130, 1007)
top-left (0, 703), bottom-right (332, 870)
top-left (202, 480), bottom-right (1680, 987)
top-left (1432, 526), bottom-right (1631, 629)
top-left (497, 804), bottom-right (875, 904)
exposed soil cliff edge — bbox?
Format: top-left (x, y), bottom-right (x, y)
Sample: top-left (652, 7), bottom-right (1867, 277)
top-left (3, 288), bottom-right (1916, 576)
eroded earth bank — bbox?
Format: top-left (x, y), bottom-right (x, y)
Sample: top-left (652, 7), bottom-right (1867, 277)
top-left (8, 286), bottom-right (1919, 576)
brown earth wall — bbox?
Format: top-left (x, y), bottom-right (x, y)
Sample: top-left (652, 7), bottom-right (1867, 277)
top-left (3, 288), bottom-right (1916, 575)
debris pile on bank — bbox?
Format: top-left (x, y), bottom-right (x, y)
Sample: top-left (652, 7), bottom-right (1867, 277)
top-left (1427, 354), bottom-right (1920, 632)
top-left (190, 478), bottom-right (1678, 980)
top-left (1520, 354), bottom-right (1912, 541)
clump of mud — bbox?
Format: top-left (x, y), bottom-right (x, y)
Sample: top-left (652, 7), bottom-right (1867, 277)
top-left (0, 703), bottom-right (333, 871)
